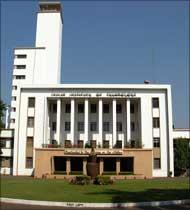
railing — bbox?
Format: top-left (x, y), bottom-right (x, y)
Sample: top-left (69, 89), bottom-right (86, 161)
top-left (41, 140), bottom-right (144, 149)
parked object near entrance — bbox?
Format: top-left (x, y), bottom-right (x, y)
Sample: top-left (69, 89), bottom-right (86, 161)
top-left (86, 148), bottom-right (99, 179)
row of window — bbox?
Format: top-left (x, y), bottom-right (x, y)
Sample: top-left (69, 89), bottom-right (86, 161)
top-left (51, 121), bottom-right (136, 132)
top-left (25, 98), bottom-right (35, 169)
top-left (51, 103), bottom-right (136, 114)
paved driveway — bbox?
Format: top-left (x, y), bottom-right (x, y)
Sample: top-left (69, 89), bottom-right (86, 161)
top-left (1, 203), bottom-right (190, 210)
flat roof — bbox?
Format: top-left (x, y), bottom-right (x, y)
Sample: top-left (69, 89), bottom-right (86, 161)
top-left (20, 84), bottom-right (171, 90)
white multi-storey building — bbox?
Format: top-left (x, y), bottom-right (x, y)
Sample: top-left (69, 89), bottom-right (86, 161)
top-left (2, 1), bottom-right (187, 178)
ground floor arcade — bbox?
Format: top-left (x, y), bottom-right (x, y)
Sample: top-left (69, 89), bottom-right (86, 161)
top-left (35, 148), bottom-right (153, 179)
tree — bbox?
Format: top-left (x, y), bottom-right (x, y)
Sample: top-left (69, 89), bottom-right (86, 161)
top-left (0, 99), bottom-right (6, 129)
top-left (174, 138), bottom-right (190, 175)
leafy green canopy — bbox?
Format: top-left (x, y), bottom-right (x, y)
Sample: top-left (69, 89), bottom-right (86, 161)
top-left (0, 99), bottom-right (6, 128)
top-left (174, 138), bottom-right (190, 170)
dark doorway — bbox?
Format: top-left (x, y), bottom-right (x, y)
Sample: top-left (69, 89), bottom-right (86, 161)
top-left (120, 157), bottom-right (134, 173)
top-left (54, 157), bottom-right (66, 174)
top-left (103, 158), bottom-right (116, 173)
top-left (70, 157), bottom-right (83, 174)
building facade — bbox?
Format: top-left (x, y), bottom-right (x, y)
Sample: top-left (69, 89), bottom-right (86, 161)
top-left (1, 1), bottom-right (185, 178)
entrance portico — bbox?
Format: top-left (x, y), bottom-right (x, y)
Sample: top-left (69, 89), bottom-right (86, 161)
top-left (45, 97), bottom-right (141, 149)
top-left (35, 148), bottom-right (152, 179)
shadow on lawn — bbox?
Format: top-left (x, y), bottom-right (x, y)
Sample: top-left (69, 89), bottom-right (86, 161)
top-left (87, 188), bottom-right (190, 205)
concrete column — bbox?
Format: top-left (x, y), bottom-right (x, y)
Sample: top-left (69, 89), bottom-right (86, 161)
top-left (112, 99), bottom-right (117, 147)
top-left (116, 158), bottom-right (120, 175)
top-left (126, 98), bottom-right (131, 143)
top-left (83, 158), bottom-right (87, 175)
top-left (84, 99), bottom-right (89, 145)
top-left (71, 99), bottom-right (75, 145)
top-left (51, 156), bottom-right (55, 174)
top-left (44, 98), bottom-right (49, 145)
top-left (98, 99), bottom-right (103, 147)
top-left (99, 158), bottom-right (104, 175)
top-left (66, 158), bottom-right (71, 175)
top-left (56, 99), bottom-right (61, 144)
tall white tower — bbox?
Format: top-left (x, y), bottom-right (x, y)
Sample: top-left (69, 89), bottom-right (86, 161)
top-left (35, 1), bottom-right (63, 84)
top-left (10, 1), bottom-right (63, 129)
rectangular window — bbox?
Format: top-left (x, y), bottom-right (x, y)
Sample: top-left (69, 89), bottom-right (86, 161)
top-left (78, 122), bottom-right (84, 132)
top-left (153, 118), bottom-right (160, 128)
top-left (90, 104), bottom-right (97, 113)
top-left (103, 104), bottom-right (109, 113)
top-left (116, 104), bottom-right (122, 113)
top-left (52, 122), bottom-right (56, 131)
top-left (53, 104), bottom-right (57, 113)
top-left (153, 138), bottom-right (160, 148)
top-left (65, 103), bottom-right (71, 113)
top-left (65, 122), bottom-right (70, 131)
top-left (0, 157), bottom-right (13, 168)
top-left (28, 97), bottom-right (35, 108)
top-left (15, 54), bottom-right (27, 59)
top-left (11, 107), bottom-right (16, 112)
top-left (12, 86), bottom-right (17, 90)
top-left (27, 117), bottom-right (34, 128)
top-left (117, 122), bottom-right (122, 132)
top-left (78, 140), bottom-right (84, 148)
top-left (13, 75), bottom-right (25, 79)
top-left (14, 65), bottom-right (26, 69)
top-left (103, 122), bottom-right (109, 132)
top-left (103, 140), bottom-right (109, 148)
top-left (90, 122), bottom-right (97, 132)
top-left (130, 104), bottom-right (135, 113)
top-left (152, 98), bottom-right (159, 108)
top-left (0, 140), bottom-right (6, 148)
top-left (10, 119), bottom-right (15, 123)
top-left (26, 137), bottom-right (33, 158)
top-left (26, 157), bottom-right (33, 168)
top-left (131, 122), bottom-right (135, 131)
top-left (78, 104), bottom-right (84, 113)
top-left (12, 96), bottom-right (16, 101)
top-left (154, 158), bottom-right (161, 169)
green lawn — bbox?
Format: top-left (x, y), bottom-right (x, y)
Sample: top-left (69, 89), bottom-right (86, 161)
top-left (1, 176), bottom-right (189, 203)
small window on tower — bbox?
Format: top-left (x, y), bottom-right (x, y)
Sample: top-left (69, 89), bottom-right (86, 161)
top-left (28, 98), bottom-right (35, 108)
top-left (152, 98), bottom-right (159, 108)
top-left (27, 117), bottom-right (34, 128)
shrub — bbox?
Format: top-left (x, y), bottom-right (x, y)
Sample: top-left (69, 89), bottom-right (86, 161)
top-left (94, 176), bottom-right (113, 185)
top-left (70, 176), bottom-right (91, 185)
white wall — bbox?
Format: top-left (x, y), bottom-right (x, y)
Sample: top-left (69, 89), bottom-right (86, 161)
top-left (13, 86), bottom-right (173, 176)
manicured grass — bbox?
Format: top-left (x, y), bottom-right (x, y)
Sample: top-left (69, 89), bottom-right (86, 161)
top-left (1, 176), bottom-right (189, 203)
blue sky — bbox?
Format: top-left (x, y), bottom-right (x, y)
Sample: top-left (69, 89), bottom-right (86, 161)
top-left (1, 0), bottom-right (189, 128)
